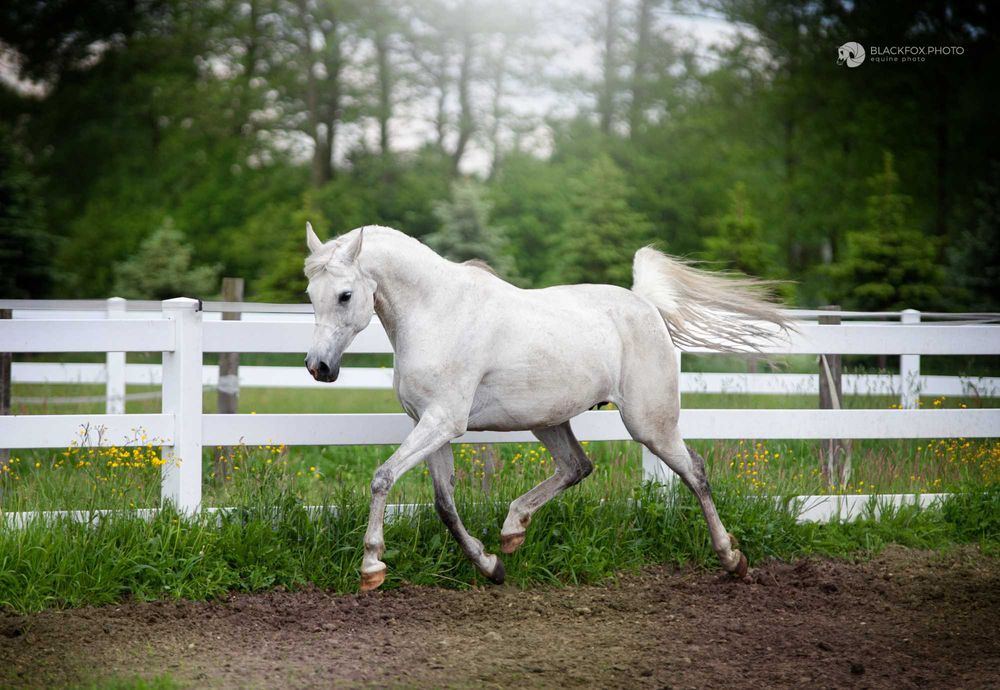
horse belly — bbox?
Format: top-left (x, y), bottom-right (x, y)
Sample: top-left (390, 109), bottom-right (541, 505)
top-left (466, 360), bottom-right (615, 432)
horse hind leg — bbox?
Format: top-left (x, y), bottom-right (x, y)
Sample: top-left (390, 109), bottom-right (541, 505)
top-left (500, 422), bottom-right (593, 554)
top-left (637, 426), bottom-right (747, 578)
top-left (426, 446), bottom-right (505, 584)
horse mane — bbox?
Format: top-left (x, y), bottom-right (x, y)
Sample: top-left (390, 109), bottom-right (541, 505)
top-left (306, 225), bottom-right (505, 281)
top-left (462, 258), bottom-right (499, 277)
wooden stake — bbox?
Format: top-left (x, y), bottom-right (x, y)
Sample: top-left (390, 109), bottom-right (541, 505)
top-left (215, 278), bottom-right (243, 484)
top-left (819, 306), bottom-right (851, 487)
top-left (0, 309), bottom-right (10, 476)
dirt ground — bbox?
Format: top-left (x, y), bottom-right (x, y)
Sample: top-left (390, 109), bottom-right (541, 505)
top-left (2, 546), bottom-right (998, 690)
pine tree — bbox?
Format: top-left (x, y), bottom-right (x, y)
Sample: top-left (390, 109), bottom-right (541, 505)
top-left (558, 155), bottom-right (652, 286)
top-left (112, 218), bottom-right (221, 300)
top-left (832, 152), bottom-right (944, 311)
top-left (0, 125), bottom-right (55, 298)
top-left (948, 164), bottom-right (1000, 311)
top-left (703, 182), bottom-right (777, 278)
top-left (425, 180), bottom-right (513, 275)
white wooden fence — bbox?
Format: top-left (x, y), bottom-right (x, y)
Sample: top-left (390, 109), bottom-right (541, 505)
top-left (8, 301), bottom-right (1000, 407)
top-left (1, 298), bottom-right (999, 521)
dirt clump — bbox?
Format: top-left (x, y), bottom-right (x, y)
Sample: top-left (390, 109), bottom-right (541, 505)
top-left (2, 546), bottom-right (998, 689)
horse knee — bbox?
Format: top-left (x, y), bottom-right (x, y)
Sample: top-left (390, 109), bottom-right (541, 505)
top-left (684, 445), bottom-right (711, 495)
top-left (371, 467), bottom-right (393, 496)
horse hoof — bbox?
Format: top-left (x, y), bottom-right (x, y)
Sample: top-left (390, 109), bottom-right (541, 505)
top-left (730, 551), bottom-right (748, 579)
top-left (500, 532), bottom-right (525, 554)
top-left (486, 555), bottom-right (506, 585)
top-left (360, 565), bottom-right (387, 592)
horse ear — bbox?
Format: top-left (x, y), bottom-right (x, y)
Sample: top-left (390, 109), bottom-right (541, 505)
top-left (306, 222), bottom-right (323, 254)
top-left (335, 228), bottom-right (363, 264)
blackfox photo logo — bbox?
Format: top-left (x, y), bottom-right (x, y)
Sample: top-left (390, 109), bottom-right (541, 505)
top-left (837, 42), bottom-right (866, 68)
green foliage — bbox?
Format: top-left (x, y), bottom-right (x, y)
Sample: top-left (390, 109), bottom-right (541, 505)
top-left (557, 155), bottom-right (653, 286)
top-left (941, 484), bottom-right (1000, 544)
top-left (703, 182), bottom-right (777, 278)
top-left (425, 180), bottom-right (513, 275)
top-left (0, 123), bottom-right (55, 297)
top-left (948, 164), bottom-right (1000, 311)
top-left (0, 0), bottom-right (996, 308)
top-left (490, 153), bottom-right (572, 287)
top-left (832, 153), bottom-right (944, 311)
top-left (112, 218), bottom-right (220, 300)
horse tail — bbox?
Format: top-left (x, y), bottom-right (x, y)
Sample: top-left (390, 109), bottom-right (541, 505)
top-left (630, 246), bottom-right (794, 353)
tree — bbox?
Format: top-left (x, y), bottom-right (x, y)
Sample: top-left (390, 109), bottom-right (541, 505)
top-left (0, 124), bottom-right (55, 298)
top-left (831, 153), bottom-right (944, 311)
top-left (112, 218), bottom-right (220, 299)
top-left (490, 153), bottom-right (571, 287)
top-left (556, 155), bottom-right (652, 286)
top-left (703, 182), bottom-right (777, 278)
top-left (425, 180), bottom-right (513, 275)
top-left (948, 164), bottom-right (1000, 311)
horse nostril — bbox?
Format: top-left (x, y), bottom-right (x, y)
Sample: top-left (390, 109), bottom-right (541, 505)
top-left (317, 361), bottom-right (331, 376)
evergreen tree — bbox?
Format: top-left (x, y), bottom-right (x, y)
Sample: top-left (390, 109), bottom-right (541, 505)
top-left (0, 124), bottom-right (55, 298)
top-left (112, 218), bottom-right (220, 300)
top-left (703, 182), bottom-right (777, 278)
top-left (948, 164), bottom-right (1000, 311)
top-left (557, 155), bottom-right (652, 287)
top-left (832, 153), bottom-right (944, 311)
top-left (425, 180), bottom-right (513, 275)
top-left (490, 153), bottom-right (572, 288)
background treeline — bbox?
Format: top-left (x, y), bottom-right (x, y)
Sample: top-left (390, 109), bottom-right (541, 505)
top-left (1, 0), bottom-right (997, 310)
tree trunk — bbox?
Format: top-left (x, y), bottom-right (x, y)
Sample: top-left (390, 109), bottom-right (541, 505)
top-left (487, 36), bottom-right (509, 179)
top-left (313, 126), bottom-right (333, 186)
top-left (783, 114), bottom-right (800, 270)
top-left (628, 0), bottom-right (654, 139)
top-left (375, 28), bottom-right (392, 159)
top-left (297, 1), bottom-right (327, 188)
top-left (934, 72), bottom-right (949, 236)
top-left (598, 0), bottom-right (619, 135)
top-left (451, 33), bottom-right (475, 175)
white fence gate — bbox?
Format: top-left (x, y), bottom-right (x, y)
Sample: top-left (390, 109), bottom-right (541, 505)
top-left (1, 298), bottom-right (998, 521)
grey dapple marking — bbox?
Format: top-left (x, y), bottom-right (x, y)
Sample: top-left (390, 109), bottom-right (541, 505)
top-left (303, 224), bottom-right (790, 590)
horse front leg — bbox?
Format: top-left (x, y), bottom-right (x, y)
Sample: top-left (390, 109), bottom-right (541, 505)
top-left (361, 409), bottom-right (467, 592)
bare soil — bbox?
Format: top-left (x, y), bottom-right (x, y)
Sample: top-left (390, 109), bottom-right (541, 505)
top-left (2, 546), bottom-right (998, 689)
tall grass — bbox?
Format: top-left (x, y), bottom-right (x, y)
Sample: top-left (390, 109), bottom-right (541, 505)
top-left (3, 373), bottom-right (998, 614)
top-left (1, 438), bottom-right (997, 614)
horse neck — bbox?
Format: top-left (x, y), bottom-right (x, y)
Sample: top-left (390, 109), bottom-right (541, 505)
top-left (359, 230), bottom-right (452, 343)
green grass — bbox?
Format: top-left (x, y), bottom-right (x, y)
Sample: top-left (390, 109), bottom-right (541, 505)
top-left (3, 372), bottom-right (998, 615)
top-left (1, 445), bottom-right (997, 614)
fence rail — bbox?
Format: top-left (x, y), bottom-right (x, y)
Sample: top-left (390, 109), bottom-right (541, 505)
top-left (2, 298), bottom-right (999, 519)
top-left (10, 362), bottom-right (999, 399)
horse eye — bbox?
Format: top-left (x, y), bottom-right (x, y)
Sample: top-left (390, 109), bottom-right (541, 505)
top-left (338, 291), bottom-right (353, 304)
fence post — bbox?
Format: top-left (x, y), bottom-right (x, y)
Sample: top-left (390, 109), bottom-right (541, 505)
top-left (819, 305), bottom-right (851, 487)
top-left (0, 309), bottom-right (10, 475)
top-left (105, 297), bottom-right (126, 414)
top-left (214, 278), bottom-right (243, 484)
top-left (900, 309), bottom-right (921, 409)
top-left (161, 298), bottom-right (203, 515)
top-left (642, 347), bottom-right (680, 489)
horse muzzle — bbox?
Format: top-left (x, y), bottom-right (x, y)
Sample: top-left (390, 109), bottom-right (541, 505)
top-left (305, 357), bottom-right (340, 383)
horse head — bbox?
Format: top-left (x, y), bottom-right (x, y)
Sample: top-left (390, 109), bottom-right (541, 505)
top-left (303, 223), bottom-right (377, 382)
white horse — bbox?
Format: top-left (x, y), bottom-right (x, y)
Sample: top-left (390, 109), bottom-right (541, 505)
top-left (303, 224), bottom-right (790, 591)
